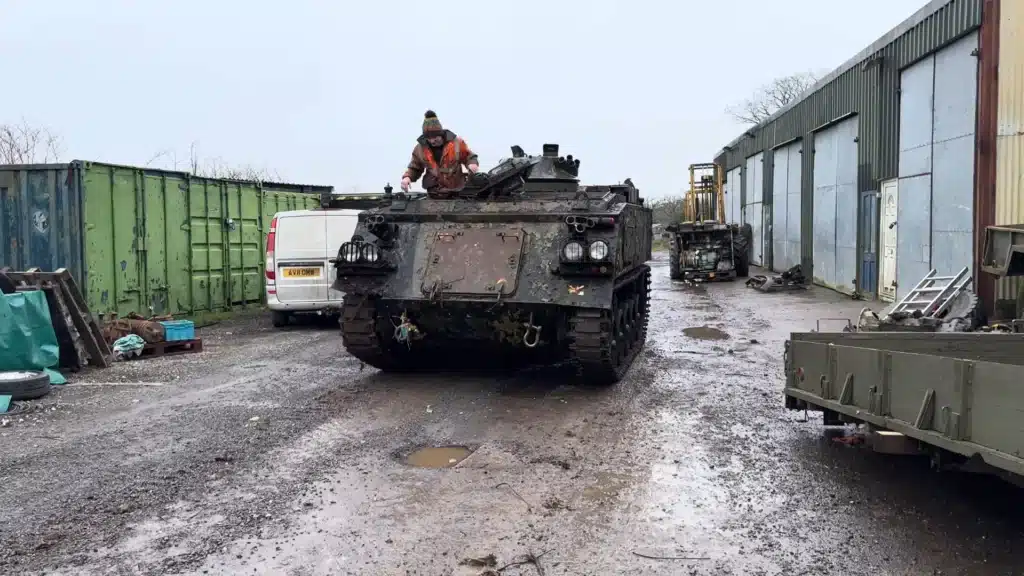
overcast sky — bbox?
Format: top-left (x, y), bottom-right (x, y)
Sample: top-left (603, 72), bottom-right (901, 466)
top-left (2, 0), bottom-right (926, 197)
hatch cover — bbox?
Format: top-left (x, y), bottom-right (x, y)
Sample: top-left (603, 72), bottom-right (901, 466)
top-left (420, 227), bottom-right (526, 297)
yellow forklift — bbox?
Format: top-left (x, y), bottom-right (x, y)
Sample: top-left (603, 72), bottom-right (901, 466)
top-left (664, 163), bottom-right (752, 281)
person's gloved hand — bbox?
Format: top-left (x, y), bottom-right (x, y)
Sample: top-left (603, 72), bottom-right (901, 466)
top-left (467, 163), bottom-right (479, 174)
top-left (400, 176), bottom-right (411, 192)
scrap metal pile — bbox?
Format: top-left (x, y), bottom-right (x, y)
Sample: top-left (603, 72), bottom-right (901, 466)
top-left (856, 267), bottom-right (980, 332)
top-left (745, 264), bottom-right (807, 293)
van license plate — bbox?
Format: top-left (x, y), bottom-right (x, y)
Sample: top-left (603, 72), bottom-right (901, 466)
top-left (283, 267), bottom-right (321, 278)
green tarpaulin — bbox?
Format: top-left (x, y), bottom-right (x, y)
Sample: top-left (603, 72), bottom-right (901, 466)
top-left (0, 291), bottom-right (66, 384)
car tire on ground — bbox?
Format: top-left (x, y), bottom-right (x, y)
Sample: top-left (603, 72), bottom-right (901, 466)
top-left (0, 370), bottom-right (51, 401)
top-left (271, 311), bottom-right (291, 328)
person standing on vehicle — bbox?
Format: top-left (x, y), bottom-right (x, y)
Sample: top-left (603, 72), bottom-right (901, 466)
top-left (400, 110), bottom-right (479, 193)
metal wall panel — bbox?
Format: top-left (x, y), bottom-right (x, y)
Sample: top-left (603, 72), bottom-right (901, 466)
top-left (772, 147), bottom-right (789, 272)
top-left (812, 116), bottom-right (860, 294)
top-left (995, 0), bottom-right (1024, 305)
top-left (931, 32), bottom-right (977, 278)
top-left (897, 56), bottom-right (937, 301)
top-left (836, 118), bottom-right (860, 293)
top-left (893, 32), bottom-right (978, 301)
top-left (0, 165), bottom-right (84, 283)
top-left (899, 57), bottom-right (936, 177)
top-left (726, 167), bottom-right (742, 224)
top-left (744, 153), bottom-right (765, 266)
top-left (811, 114), bottom-right (860, 293)
top-left (786, 144), bottom-right (802, 271)
top-left (813, 127), bottom-right (838, 288)
top-left (772, 141), bottom-right (802, 271)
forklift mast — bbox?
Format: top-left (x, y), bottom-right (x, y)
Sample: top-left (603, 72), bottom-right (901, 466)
top-left (683, 163), bottom-right (725, 224)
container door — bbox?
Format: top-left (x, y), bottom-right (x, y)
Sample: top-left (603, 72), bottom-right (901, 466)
top-left (879, 180), bottom-right (899, 302)
top-left (325, 211), bottom-right (361, 301)
top-left (273, 213), bottom-right (329, 303)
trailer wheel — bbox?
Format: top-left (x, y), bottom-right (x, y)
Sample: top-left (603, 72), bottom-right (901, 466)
top-left (0, 371), bottom-right (51, 401)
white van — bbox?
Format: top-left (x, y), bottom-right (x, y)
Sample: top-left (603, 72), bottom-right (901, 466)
top-left (264, 209), bottom-right (361, 327)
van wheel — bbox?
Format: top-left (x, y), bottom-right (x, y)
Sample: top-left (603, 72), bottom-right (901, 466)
top-left (271, 311), bottom-right (290, 328)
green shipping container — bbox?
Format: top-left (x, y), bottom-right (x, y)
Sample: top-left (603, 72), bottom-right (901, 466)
top-left (0, 160), bottom-right (331, 318)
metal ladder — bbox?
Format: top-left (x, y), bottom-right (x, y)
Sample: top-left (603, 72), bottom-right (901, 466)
top-left (890, 267), bottom-right (971, 318)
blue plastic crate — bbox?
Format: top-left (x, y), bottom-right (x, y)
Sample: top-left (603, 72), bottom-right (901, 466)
top-left (160, 320), bottom-right (195, 342)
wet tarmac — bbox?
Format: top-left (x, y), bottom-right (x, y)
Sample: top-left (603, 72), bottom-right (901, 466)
top-left (1, 252), bottom-right (1023, 575)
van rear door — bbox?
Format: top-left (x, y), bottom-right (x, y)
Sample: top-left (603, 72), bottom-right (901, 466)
top-left (273, 212), bottom-right (329, 303)
top-left (326, 211), bottom-right (361, 301)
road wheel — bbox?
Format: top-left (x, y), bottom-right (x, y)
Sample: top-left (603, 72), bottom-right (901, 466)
top-left (271, 311), bottom-right (290, 328)
top-left (668, 237), bottom-right (683, 280)
top-left (735, 254), bottom-right (750, 278)
top-left (734, 224), bottom-right (753, 278)
top-left (0, 371), bottom-right (51, 401)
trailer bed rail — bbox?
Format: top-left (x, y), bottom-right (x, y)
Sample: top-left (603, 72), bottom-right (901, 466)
top-left (784, 332), bottom-right (1024, 477)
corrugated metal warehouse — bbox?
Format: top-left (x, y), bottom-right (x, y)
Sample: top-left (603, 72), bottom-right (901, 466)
top-left (714, 0), bottom-right (1022, 317)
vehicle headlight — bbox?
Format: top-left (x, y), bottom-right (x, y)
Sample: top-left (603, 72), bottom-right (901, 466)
top-left (563, 241), bottom-right (584, 262)
top-left (341, 243), bottom-right (360, 262)
top-left (361, 244), bottom-right (380, 263)
top-left (588, 240), bottom-right (609, 261)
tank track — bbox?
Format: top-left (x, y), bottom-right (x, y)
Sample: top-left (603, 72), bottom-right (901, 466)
top-left (568, 265), bottom-right (651, 385)
top-left (340, 295), bottom-right (405, 371)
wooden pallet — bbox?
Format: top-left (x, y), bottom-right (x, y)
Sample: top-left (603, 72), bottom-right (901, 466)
top-left (1, 267), bottom-right (111, 369)
top-left (140, 338), bottom-right (204, 358)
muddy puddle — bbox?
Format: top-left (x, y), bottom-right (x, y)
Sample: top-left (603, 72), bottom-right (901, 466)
top-left (682, 326), bottom-right (730, 340)
top-left (405, 446), bottom-right (472, 468)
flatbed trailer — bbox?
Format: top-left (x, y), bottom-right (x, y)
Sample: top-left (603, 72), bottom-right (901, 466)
top-left (784, 331), bottom-right (1024, 479)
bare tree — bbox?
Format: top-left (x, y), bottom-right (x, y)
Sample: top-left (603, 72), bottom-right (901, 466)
top-left (0, 119), bottom-right (65, 164)
top-left (648, 195), bottom-right (686, 227)
top-left (146, 141), bottom-right (282, 181)
top-left (726, 72), bottom-right (820, 126)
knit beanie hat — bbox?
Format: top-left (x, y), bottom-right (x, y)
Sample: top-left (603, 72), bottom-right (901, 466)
top-left (422, 110), bottom-right (443, 135)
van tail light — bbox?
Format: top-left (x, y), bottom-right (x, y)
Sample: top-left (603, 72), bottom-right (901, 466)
top-left (265, 216), bottom-right (277, 286)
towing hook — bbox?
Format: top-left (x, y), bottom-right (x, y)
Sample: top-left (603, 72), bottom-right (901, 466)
top-left (522, 313), bottom-right (541, 348)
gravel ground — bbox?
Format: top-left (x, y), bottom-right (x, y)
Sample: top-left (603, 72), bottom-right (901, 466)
top-left (2, 253), bottom-right (1023, 575)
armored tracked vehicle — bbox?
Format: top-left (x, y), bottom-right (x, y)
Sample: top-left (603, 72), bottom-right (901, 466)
top-left (331, 144), bottom-right (653, 385)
